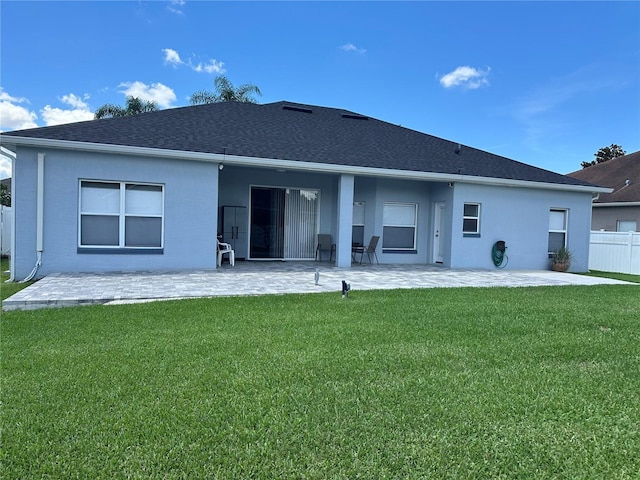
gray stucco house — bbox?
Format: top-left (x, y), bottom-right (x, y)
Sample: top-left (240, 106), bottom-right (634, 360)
top-left (0, 101), bottom-right (609, 280)
top-left (568, 151), bottom-right (640, 232)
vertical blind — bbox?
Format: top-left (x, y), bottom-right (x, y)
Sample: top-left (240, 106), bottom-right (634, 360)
top-left (284, 189), bottom-right (319, 259)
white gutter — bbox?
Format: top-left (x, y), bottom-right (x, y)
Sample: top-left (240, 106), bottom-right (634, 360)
top-left (36, 153), bottom-right (45, 252)
top-left (17, 153), bottom-right (44, 282)
top-left (1, 135), bottom-right (612, 195)
top-left (7, 153), bottom-right (16, 282)
top-left (593, 202), bottom-right (640, 207)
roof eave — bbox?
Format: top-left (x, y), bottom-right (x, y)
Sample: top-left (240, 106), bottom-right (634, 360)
top-left (2, 135), bottom-right (608, 194)
top-left (593, 202), bottom-right (640, 207)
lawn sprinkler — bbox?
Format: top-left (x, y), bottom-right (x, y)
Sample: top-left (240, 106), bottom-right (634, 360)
top-left (341, 280), bottom-right (351, 298)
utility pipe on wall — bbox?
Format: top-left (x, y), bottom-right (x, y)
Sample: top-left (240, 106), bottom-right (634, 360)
top-left (36, 152), bottom-right (44, 252)
top-left (19, 152), bottom-right (45, 282)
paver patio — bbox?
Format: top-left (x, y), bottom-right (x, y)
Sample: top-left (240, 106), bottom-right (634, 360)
top-left (2, 262), bottom-right (633, 311)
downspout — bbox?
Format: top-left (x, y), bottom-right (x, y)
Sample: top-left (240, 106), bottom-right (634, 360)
top-left (19, 153), bottom-right (45, 282)
top-left (7, 150), bottom-right (17, 282)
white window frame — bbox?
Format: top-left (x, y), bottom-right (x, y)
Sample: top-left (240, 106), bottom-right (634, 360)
top-left (462, 203), bottom-right (481, 235)
top-left (548, 208), bottom-right (568, 254)
top-left (617, 220), bottom-right (637, 232)
top-left (79, 180), bottom-right (164, 249)
top-left (352, 201), bottom-right (365, 247)
top-left (382, 202), bottom-right (417, 251)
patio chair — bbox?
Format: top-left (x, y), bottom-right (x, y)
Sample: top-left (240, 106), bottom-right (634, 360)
top-left (315, 234), bottom-right (336, 262)
top-left (217, 239), bottom-right (235, 267)
top-left (352, 235), bottom-right (380, 264)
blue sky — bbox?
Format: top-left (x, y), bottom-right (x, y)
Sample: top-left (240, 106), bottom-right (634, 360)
top-left (1, 1), bottom-right (639, 179)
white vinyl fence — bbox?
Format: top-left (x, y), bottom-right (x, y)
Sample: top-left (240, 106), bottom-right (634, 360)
top-left (1, 205), bottom-right (12, 256)
top-left (589, 231), bottom-right (640, 275)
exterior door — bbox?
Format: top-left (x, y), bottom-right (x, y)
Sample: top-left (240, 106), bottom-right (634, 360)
top-left (433, 202), bottom-right (445, 263)
top-left (249, 186), bottom-right (319, 259)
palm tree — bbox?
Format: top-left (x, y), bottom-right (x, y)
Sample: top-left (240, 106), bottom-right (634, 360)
top-left (190, 75), bottom-right (262, 105)
top-left (94, 96), bottom-right (159, 119)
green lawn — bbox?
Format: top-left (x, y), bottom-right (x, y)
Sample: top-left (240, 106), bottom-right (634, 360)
top-left (0, 257), bottom-right (33, 301)
top-left (2, 285), bottom-right (639, 478)
top-left (584, 270), bottom-right (640, 284)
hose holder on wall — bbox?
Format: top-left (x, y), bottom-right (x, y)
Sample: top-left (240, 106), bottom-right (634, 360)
top-left (492, 240), bottom-right (508, 269)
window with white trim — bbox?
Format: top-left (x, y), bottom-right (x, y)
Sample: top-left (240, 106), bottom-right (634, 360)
top-left (463, 203), bottom-right (481, 235)
top-left (79, 181), bottom-right (164, 249)
top-left (382, 202), bottom-right (417, 250)
top-left (352, 202), bottom-right (365, 247)
top-left (617, 220), bottom-right (637, 232)
top-left (548, 209), bottom-right (567, 253)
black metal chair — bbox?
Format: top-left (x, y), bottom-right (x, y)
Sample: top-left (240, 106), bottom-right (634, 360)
top-left (352, 235), bottom-right (380, 264)
top-left (315, 234), bottom-right (336, 261)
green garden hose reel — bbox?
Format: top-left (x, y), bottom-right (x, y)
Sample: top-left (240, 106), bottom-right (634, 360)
top-left (492, 240), bottom-right (508, 268)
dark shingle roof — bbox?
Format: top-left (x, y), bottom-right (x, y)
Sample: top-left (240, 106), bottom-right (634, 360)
top-left (2, 100), bottom-right (595, 187)
top-left (568, 151), bottom-right (640, 203)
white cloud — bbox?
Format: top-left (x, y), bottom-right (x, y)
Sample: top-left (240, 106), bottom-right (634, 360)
top-left (60, 93), bottom-right (90, 110)
top-left (0, 147), bottom-right (15, 179)
top-left (163, 48), bottom-right (183, 67)
top-left (193, 59), bottom-right (225, 74)
top-left (0, 159), bottom-right (11, 179)
top-left (162, 48), bottom-right (226, 75)
top-left (340, 43), bottom-right (366, 54)
top-left (0, 100), bottom-right (38, 131)
top-left (119, 81), bottom-right (177, 108)
top-left (41, 105), bottom-right (94, 126)
top-left (0, 89), bottom-right (26, 104)
top-left (439, 66), bottom-right (490, 90)
top-left (40, 93), bottom-right (94, 126)
top-left (0, 88), bottom-right (38, 131)
top-left (167, 0), bottom-right (185, 15)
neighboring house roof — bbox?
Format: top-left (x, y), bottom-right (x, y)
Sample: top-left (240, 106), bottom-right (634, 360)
top-left (568, 151), bottom-right (640, 204)
top-left (1, 100), bottom-right (602, 190)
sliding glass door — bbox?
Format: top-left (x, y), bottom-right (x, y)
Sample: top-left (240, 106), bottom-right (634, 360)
top-left (284, 188), bottom-right (319, 259)
top-left (250, 186), bottom-right (319, 260)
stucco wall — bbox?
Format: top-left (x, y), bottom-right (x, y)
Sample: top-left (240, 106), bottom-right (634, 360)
top-left (11, 146), bottom-right (595, 276)
top-left (12, 147), bottom-right (219, 279)
top-left (450, 183), bottom-right (593, 271)
top-left (354, 177), bottom-right (440, 265)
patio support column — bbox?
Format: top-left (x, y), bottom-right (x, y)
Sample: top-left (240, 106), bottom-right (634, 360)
top-left (336, 174), bottom-right (354, 267)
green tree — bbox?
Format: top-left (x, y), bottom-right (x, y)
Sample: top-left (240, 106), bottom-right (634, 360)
top-left (190, 75), bottom-right (262, 105)
top-left (94, 96), bottom-right (159, 119)
top-left (0, 183), bottom-right (10, 207)
top-left (581, 144), bottom-right (626, 168)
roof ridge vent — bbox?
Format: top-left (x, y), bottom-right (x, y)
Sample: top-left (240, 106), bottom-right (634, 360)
top-left (342, 113), bottom-right (369, 120)
top-left (282, 105), bottom-right (313, 114)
